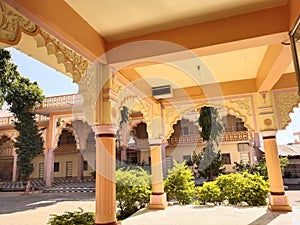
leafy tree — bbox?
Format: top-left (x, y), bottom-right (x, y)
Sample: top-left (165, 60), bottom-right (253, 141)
top-left (0, 48), bottom-right (44, 181)
top-left (234, 156), bottom-right (289, 180)
top-left (192, 149), bottom-right (225, 180)
top-left (116, 166), bottom-right (151, 220)
top-left (194, 106), bottom-right (225, 181)
top-left (164, 161), bottom-right (195, 204)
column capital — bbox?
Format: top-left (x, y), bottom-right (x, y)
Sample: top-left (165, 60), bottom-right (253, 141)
top-left (260, 130), bottom-right (278, 138)
top-left (93, 124), bottom-right (118, 136)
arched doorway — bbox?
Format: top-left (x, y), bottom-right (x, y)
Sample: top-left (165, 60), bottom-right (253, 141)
top-left (0, 136), bottom-right (14, 181)
top-left (54, 129), bottom-right (78, 178)
top-left (167, 119), bottom-right (201, 169)
top-left (117, 122), bottom-right (149, 165)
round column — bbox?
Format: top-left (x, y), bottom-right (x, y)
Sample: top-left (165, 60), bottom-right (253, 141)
top-left (148, 139), bottom-right (168, 209)
top-left (94, 125), bottom-right (117, 225)
top-left (261, 131), bottom-right (292, 211)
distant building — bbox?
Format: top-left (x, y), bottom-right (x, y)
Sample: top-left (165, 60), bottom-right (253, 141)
top-left (0, 94), bottom-right (257, 183)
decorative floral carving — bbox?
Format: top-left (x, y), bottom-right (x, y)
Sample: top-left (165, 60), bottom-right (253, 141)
top-left (0, 1), bottom-right (38, 44)
top-left (228, 98), bottom-right (252, 116)
top-left (77, 64), bottom-right (98, 125)
top-left (164, 108), bottom-right (180, 139)
top-left (274, 91), bottom-right (300, 129)
top-left (38, 28), bottom-right (89, 82)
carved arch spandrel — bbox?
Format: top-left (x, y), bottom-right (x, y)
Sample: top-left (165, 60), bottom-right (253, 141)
top-left (164, 98), bottom-right (255, 139)
top-left (225, 96), bottom-right (255, 131)
top-left (0, 1), bottom-right (90, 85)
top-left (273, 90), bottom-right (300, 130)
top-left (0, 1), bottom-right (38, 45)
top-left (34, 29), bottom-right (90, 83)
top-left (113, 94), bottom-right (152, 137)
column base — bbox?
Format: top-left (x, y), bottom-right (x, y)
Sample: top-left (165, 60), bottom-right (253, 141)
top-left (268, 194), bottom-right (292, 212)
top-left (94, 221), bottom-right (119, 225)
top-left (148, 193), bottom-right (168, 210)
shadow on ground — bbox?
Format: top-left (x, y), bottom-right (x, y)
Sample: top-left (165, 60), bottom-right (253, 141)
top-left (247, 210), bottom-right (287, 225)
top-left (0, 192), bottom-right (95, 214)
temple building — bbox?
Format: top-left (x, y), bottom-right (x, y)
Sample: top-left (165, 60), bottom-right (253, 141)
top-left (0, 95), bottom-right (257, 182)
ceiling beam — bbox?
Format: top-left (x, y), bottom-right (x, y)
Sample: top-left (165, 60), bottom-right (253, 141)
top-left (256, 44), bottom-right (292, 92)
top-left (107, 5), bottom-right (290, 63)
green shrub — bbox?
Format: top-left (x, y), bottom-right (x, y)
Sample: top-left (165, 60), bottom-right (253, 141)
top-left (196, 172), bottom-right (270, 206)
top-left (164, 161), bottom-right (195, 204)
top-left (116, 166), bottom-right (151, 220)
top-left (241, 173), bottom-right (270, 206)
top-left (215, 173), bottom-right (245, 205)
top-left (48, 208), bottom-right (94, 225)
top-left (196, 182), bottom-right (222, 205)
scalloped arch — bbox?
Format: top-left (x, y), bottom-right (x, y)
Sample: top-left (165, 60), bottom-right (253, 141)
top-left (0, 134), bottom-right (15, 156)
top-left (0, 132), bottom-right (16, 143)
top-left (224, 107), bottom-right (251, 131)
top-left (53, 121), bottom-right (80, 150)
top-left (281, 101), bottom-right (300, 130)
top-left (114, 95), bottom-right (152, 137)
top-left (164, 103), bottom-right (252, 139)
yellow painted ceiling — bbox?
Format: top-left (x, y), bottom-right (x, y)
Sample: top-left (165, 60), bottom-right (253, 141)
top-left (65, 0), bottom-right (287, 42)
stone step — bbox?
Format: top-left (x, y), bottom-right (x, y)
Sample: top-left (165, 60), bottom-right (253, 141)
top-left (0, 178), bottom-right (95, 192)
top-left (43, 187), bottom-right (95, 193)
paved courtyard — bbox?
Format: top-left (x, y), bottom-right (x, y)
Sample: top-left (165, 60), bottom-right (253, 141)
top-left (0, 191), bottom-right (299, 225)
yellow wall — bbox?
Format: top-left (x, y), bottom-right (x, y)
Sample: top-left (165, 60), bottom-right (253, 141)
top-left (82, 151), bottom-right (96, 177)
top-left (31, 154), bottom-right (45, 179)
top-left (140, 150), bottom-right (151, 164)
top-left (165, 143), bottom-right (248, 173)
top-left (53, 153), bottom-right (78, 178)
top-left (30, 152), bottom-right (95, 179)
top-left (219, 143), bottom-right (241, 173)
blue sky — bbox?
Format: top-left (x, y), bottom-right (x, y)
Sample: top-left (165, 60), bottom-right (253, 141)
top-left (6, 47), bottom-right (300, 145)
top-left (8, 47), bottom-right (78, 97)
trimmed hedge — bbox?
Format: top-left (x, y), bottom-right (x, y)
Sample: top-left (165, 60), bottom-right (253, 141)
top-left (48, 208), bottom-right (94, 225)
top-left (197, 172), bottom-right (269, 206)
top-left (116, 166), bottom-right (151, 220)
top-left (164, 161), bottom-right (195, 204)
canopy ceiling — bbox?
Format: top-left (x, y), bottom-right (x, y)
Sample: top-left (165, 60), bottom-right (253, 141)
top-left (2, 0), bottom-right (299, 99)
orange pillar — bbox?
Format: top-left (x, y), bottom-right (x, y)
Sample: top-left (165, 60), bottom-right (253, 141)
top-left (261, 131), bottom-right (292, 211)
top-left (148, 139), bottom-right (168, 209)
top-left (94, 125), bottom-right (117, 225)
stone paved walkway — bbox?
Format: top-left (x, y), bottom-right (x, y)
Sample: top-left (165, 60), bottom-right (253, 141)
top-left (0, 191), bottom-right (299, 225)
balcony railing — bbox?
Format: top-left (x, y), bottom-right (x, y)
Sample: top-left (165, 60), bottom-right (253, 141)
top-left (41, 94), bottom-right (83, 109)
top-left (55, 144), bottom-right (78, 153)
top-left (222, 131), bottom-right (250, 142)
top-left (121, 131), bottom-right (251, 150)
top-left (168, 135), bottom-right (203, 146)
top-left (0, 115), bottom-right (49, 126)
top-left (133, 139), bottom-right (150, 149)
top-left (168, 131), bottom-right (250, 146)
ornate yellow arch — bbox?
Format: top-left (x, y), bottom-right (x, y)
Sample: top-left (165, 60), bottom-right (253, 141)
top-left (273, 89), bottom-right (300, 130)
